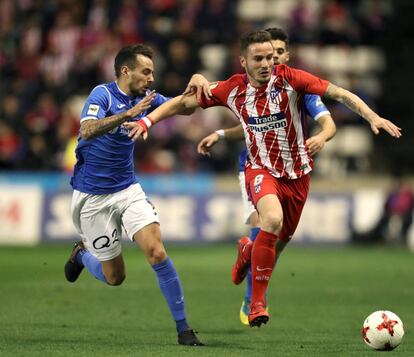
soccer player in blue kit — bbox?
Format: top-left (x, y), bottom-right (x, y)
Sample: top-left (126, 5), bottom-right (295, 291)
top-left (197, 28), bottom-right (337, 325)
top-left (64, 44), bottom-right (209, 346)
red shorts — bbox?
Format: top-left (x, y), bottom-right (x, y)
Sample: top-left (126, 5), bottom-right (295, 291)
top-left (245, 167), bottom-right (310, 242)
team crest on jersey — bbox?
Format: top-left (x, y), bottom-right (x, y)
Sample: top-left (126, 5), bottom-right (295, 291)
top-left (270, 89), bottom-right (281, 103)
top-left (87, 104), bottom-right (99, 116)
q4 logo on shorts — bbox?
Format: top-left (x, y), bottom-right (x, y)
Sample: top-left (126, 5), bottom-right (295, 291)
top-left (92, 229), bottom-right (119, 250)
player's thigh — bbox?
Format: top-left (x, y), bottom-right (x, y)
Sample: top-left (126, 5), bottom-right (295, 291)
top-left (256, 194), bottom-right (284, 231)
top-left (245, 168), bottom-right (283, 228)
top-left (72, 191), bottom-right (122, 261)
top-left (133, 222), bottom-right (167, 264)
top-left (121, 183), bottom-right (160, 241)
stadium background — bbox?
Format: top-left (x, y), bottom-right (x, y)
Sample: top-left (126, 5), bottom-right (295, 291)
top-left (0, 0), bottom-right (413, 246)
top-left (1, 1), bottom-right (414, 356)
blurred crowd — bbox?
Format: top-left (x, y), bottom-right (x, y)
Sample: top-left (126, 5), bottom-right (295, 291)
top-left (0, 0), bottom-right (396, 174)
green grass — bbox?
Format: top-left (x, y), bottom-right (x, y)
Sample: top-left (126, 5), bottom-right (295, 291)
top-left (0, 244), bottom-right (413, 356)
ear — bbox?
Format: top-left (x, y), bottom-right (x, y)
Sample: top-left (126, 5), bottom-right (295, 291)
top-left (286, 51), bottom-right (290, 62)
top-left (120, 65), bottom-right (129, 77)
top-left (239, 55), bottom-right (246, 69)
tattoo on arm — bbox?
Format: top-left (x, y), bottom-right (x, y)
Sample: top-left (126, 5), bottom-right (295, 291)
top-left (342, 95), bottom-right (363, 116)
top-left (325, 83), bottom-right (363, 116)
top-left (81, 112), bottom-right (130, 140)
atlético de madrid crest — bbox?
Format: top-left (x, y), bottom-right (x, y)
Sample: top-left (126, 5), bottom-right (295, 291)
top-left (270, 89), bottom-right (281, 103)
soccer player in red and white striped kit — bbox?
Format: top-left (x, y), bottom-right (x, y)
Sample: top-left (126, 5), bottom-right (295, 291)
top-left (124, 30), bottom-right (402, 327)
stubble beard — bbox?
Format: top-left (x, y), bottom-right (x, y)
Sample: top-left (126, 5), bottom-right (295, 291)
top-left (256, 73), bottom-right (270, 86)
top-left (130, 86), bottom-right (146, 97)
top-left (247, 67), bottom-right (270, 86)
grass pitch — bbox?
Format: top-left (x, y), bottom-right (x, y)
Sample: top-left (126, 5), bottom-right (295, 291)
top-left (0, 243), bottom-right (412, 356)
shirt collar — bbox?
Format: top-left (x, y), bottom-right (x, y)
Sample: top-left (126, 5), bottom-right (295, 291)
top-left (114, 81), bottom-right (136, 100)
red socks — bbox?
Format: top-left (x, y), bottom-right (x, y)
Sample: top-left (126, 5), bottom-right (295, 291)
top-left (251, 229), bottom-right (278, 306)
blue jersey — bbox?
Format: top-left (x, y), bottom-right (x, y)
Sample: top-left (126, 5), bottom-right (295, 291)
top-left (70, 82), bottom-right (169, 194)
top-left (238, 94), bottom-right (330, 171)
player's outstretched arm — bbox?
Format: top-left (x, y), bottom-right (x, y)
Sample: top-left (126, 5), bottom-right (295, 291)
top-left (197, 132), bottom-right (220, 157)
top-left (197, 124), bottom-right (244, 156)
top-left (306, 114), bottom-right (336, 156)
top-left (222, 124), bottom-right (245, 140)
top-left (124, 93), bottom-right (200, 141)
top-left (80, 91), bottom-right (156, 140)
top-left (183, 74), bottom-right (212, 102)
top-left (324, 83), bottom-right (402, 137)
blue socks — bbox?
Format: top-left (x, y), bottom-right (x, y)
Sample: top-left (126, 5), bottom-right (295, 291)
top-left (76, 250), bottom-right (107, 283)
top-left (152, 257), bottom-right (189, 333)
top-left (245, 227), bottom-right (260, 302)
top-left (75, 251), bottom-right (188, 333)
top-left (249, 227), bottom-right (261, 243)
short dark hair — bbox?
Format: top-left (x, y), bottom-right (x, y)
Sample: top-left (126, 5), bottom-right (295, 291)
top-left (239, 30), bottom-right (272, 55)
top-left (265, 27), bottom-right (289, 49)
top-left (114, 44), bottom-right (153, 77)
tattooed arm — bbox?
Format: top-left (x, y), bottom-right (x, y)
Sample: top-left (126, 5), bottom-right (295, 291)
top-left (323, 83), bottom-right (401, 138)
top-left (81, 113), bottom-right (130, 140)
top-left (80, 91), bottom-right (156, 140)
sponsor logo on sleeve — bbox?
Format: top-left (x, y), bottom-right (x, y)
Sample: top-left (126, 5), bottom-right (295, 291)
top-left (87, 104), bottom-right (100, 116)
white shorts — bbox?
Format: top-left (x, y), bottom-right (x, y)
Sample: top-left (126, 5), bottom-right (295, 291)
top-left (238, 171), bottom-right (256, 225)
top-left (71, 183), bottom-right (159, 261)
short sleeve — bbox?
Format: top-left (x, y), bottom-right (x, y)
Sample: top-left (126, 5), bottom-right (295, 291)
top-left (281, 65), bottom-right (329, 97)
top-left (80, 86), bottom-right (110, 122)
top-left (304, 94), bottom-right (331, 120)
top-left (198, 80), bottom-right (231, 108)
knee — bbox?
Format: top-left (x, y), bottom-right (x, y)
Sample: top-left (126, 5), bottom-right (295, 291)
top-left (105, 272), bottom-right (126, 286)
top-left (148, 244), bottom-right (167, 265)
top-left (261, 214), bottom-right (283, 234)
top-left (135, 224), bottom-right (168, 265)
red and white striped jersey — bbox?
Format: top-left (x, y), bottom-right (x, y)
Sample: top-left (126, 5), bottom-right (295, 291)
top-left (199, 64), bottom-right (329, 179)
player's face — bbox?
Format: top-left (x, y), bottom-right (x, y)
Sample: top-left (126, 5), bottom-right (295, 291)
top-left (240, 42), bottom-right (274, 87)
top-left (127, 54), bottom-right (154, 96)
top-left (270, 39), bottom-right (289, 65)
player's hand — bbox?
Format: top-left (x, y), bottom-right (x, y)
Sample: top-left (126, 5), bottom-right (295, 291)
top-left (197, 132), bottom-right (220, 157)
top-left (182, 74), bottom-right (211, 102)
top-left (306, 134), bottom-right (326, 156)
top-left (126, 90), bottom-right (156, 118)
top-left (123, 116), bottom-right (154, 141)
top-left (369, 117), bottom-right (402, 138)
